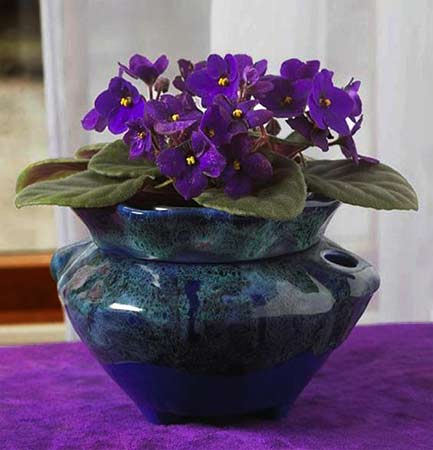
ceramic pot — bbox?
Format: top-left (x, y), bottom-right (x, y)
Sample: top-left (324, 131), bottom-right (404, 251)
top-left (51, 198), bottom-right (380, 424)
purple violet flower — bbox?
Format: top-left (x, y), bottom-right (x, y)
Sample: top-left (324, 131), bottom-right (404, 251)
top-left (119, 54), bottom-right (169, 85)
top-left (234, 54), bottom-right (267, 80)
top-left (234, 54), bottom-right (255, 75)
top-left (280, 58), bottom-right (320, 82)
top-left (308, 69), bottom-right (354, 136)
top-left (221, 134), bottom-right (273, 198)
top-left (186, 54), bottom-right (239, 106)
top-left (81, 108), bottom-right (108, 132)
top-left (156, 131), bottom-right (226, 199)
top-left (199, 105), bottom-right (231, 146)
top-left (173, 59), bottom-right (194, 92)
top-left (234, 54), bottom-right (272, 98)
top-left (287, 115), bottom-right (329, 151)
top-left (344, 79), bottom-right (362, 122)
top-left (123, 118), bottom-right (153, 160)
top-left (214, 95), bottom-right (273, 136)
top-left (173, 59), bottom-right (206, 93)
top-left (91, 77), bottom-right (145, 134)
top-left (255, 75), bottom-right (312, 118)
top-left (244, 68), bottom-right (273, 98)
top-left (339, 116), bottom-right (378, 164)
top-left (145, 93), bottom-right (202, 135)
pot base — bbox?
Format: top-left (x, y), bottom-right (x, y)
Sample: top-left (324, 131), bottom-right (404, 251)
top-left (137, 404), bottom-right (291, 425)
top-left (103, 351), bottom-right (328, 425)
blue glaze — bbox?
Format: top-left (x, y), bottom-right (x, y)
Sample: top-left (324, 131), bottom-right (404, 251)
top-left (103, 351), bottom-right (329, 424)
top-left (73, 198), bottom-right (339, 262)
top-left (52, 200), bottom-right (380, 424)
top-left (185, 280), bottom-right (201, 342)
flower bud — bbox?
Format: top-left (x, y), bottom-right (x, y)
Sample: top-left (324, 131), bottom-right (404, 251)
top-left (154, 77), bottom-right (170, 93)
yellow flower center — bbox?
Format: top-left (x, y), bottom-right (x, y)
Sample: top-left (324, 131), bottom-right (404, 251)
top-left (319, 97), bottom-right (332, 107)
top-left (120, 96), bottom-right (132, 107)
top-left (218, 76), bottom-right (230, 87)
top-left (233, 160), bottom-right (241, 171)
top-left (186, 155), bottom-right (196, 166)
top-left (137, 131), bottom-right (146, 139)
top-left (206, 128), bottom-right (215, 138)
top-left (282, 96), bottom-right (293, 105)
top-left (171, 113), bottom-right (180, 121)
top-left (232, 108), bottom-right (243, 119)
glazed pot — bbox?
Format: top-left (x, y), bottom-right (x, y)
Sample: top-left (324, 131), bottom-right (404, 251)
top-left (51, 198), bottom-right (380, 424)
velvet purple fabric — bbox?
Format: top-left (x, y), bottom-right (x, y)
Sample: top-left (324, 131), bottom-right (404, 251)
top-left (1, 324), bottom-right (432, 450)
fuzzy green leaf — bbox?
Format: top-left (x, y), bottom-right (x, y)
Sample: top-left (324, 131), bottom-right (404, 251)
top-left (88, 140), bottom-right (160, 179)
top-left (195, 157), bottom-right (306, 220)
top-left (75, 142), bottom-right (108, 159)
top-left (16, 158), bottom-right (88, 193)
top-left (303, 159), bottom-right (418, 210)
top-left (15, 170), bottom-right (146, 208)
top-left (285, 131), bottom-right (310, 147)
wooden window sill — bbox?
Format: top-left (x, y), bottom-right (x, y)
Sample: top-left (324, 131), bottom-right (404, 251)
top-left (0, 252), bottom-right (62, 324)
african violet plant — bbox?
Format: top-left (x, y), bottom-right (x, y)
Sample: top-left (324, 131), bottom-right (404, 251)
top-left (15, 53), bottom-right (418, 220)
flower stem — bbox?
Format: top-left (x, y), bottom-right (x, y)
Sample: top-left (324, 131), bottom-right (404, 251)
top-left (238, 81), bottom-right (247, 102)
top-left (154, 178), bottom-right (174, 189)
top-left (328, 138), bottom-right (342, 147)
top-left (260, 125), bottom-right (275, 152)
top-left (151, 132), bottom-right (160, 153)
top-left (297, 151), bottom-right (306, 166)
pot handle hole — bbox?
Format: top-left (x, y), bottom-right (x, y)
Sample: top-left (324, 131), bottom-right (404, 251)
top-left (321, 249), bottom-right (359, 270)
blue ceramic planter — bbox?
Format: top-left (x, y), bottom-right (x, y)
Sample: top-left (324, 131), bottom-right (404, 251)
top-left (51, 199), bottom-right (380, 424)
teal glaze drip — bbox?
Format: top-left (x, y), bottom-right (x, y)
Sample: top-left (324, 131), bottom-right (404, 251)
top-left (185, 280), bottom-right (200, 342)
top-left (54, 239), bottom-right (379, 374)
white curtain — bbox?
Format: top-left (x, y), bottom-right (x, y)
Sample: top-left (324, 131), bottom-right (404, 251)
top-left (375, 0), bottom-right (433, 322)
top-left (40, 0), bottom-right (212, 251)
top-left (41, 0), bottom-right (432, 337)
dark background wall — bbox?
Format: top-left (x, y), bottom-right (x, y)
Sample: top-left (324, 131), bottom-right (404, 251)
top-left (0, 0), bottom-right (42, 76)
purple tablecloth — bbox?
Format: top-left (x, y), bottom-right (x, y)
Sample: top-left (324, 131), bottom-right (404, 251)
top-left (1, 324), bottom-right (432, 450)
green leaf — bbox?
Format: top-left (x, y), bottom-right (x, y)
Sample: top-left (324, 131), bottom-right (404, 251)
top-left (88, 140), bottom-right (160, 179)
top-left (195, 157), bottom-right (306, 220)
top-left (75, 142), bottom-right (108, 159)
top-left (16, 158), bottom-right (88, 193)
top-left (303, 159), bottom-right (419, 210)
top-left (284, 131), bottom-right (310, 147)
top-left (15, 170), bottom-right (146, 208)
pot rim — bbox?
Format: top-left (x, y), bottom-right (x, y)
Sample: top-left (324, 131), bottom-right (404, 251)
top-left (118, 195), bottom-right (339, 222)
